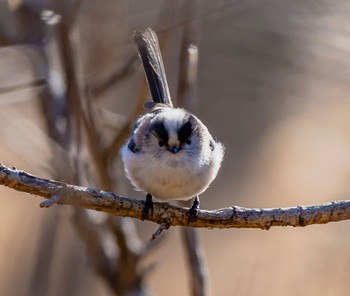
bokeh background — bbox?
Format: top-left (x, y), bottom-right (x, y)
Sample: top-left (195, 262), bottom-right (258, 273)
top-left (1, 0), bottom-right (350, 295)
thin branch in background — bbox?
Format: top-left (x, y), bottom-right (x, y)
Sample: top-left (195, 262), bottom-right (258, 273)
top-left (1, 6), bottom-right (72, 296)
top-left (0, 78), bottom-right (46, 95)
top-left (182, 227), bottom-right (209, 296)
top-left (50, 15), bottom-right (125, 291)
top-left (43, 7), bottom-right (151, 296)
top-left (91, 55), bottom-right (139, 98)
top-left (105, 121), bottom-right (134, 162)
top-left (156, 0), bottom-right (259, 35)
top-left (72, 209), bottom-right (117, 288)
top-left (176, 4), bottom-right (199, 111)
top-left (80, 89), bottom-right (111, 188)
top-left (27, 209), bottom-right (60, 296)
top-left (108, 218), bottom-right (150, 295)
top-left (41, 6), bottom-right (139, 295)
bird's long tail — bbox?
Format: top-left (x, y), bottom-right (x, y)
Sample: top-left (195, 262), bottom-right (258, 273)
top-left (133, 28), bottom-right (173, 107)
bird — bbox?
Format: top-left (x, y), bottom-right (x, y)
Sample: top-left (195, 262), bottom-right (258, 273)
top-left (120, 28), bottom-right (224, 220)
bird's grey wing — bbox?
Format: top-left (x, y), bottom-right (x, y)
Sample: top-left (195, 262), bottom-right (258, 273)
top-left (133, 28), bottom-right (173, 107)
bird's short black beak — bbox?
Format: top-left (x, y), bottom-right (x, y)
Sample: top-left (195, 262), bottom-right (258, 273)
top-left (169, 146), bottom-right (180, 154)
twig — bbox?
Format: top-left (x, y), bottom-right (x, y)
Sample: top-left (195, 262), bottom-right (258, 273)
top-left (176, 4), bottom-right (199, 110)
top-left (91, 55), bottom-right (138, 98)
top-left (151, 221), bottom-right (170, 241)
top-left (40, 194), bottom-right (62, 207)
top-left (47, 10), bottom-right (149, 295)
top-left (181, 228), bottom-right (209, 296)
top-left (1, 163), bottom-right (350, 230)
top-left (0, 78), bottom-right (46, 95)
top-left (108, 217), bottom-right (149, 294)
top-left (72, 209), bottom-right (116, 288)
top-left (27, 208), bottom-right (60, 296)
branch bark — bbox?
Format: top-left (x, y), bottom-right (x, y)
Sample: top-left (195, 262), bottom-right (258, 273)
top-left (1, 163), bottom-right (350, 230)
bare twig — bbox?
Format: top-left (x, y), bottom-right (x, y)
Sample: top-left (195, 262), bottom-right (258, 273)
top-left (108, 218), bottom-right (149, 295)
top-left (1, 163), bottom-right (350, 229)
top-left (46, 9), bottom-right (150, 296)
top-left (176, 4), bottom-right (199, 110)
top-left (0, 78), bottom-right (46, 95)
top-left (27, 208), bottom-right (60, 296)
top-left (181, 228), bottom-right (209, 296)
top-left (40, 194), bottom-right (62, 207)
top-left (72, 209), bottom-right (116, 288)
top-left (91, 55), bottom-right (138, 98)
top-left (151, 221), bottom-right (170, 241)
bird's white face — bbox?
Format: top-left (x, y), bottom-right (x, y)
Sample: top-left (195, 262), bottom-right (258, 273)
top-left (143, 108), bottom-right (202, 161)
top-left (121, 106), bottom-right (224, 201)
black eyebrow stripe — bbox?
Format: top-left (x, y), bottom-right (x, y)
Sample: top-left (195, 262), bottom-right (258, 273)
top-left (178, 120), bottom-right (193, 143)
top-left (152, 121), bottom-right (169, 144)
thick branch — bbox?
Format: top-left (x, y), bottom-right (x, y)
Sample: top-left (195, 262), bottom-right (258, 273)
top-left (1, 163), bottom-right (349, 230)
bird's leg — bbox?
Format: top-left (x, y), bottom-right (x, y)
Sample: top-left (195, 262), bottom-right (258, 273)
top-left (188, 195), bottom-right (200, 222)
top-left (142, 193), bottom-right (154, 220)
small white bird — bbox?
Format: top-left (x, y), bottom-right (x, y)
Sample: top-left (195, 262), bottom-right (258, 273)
top-left (121, 28), bottom-right (224, 220)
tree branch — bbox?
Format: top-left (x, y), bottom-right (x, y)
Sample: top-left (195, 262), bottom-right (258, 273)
top-left (1, 163), bottom-right (350, 230)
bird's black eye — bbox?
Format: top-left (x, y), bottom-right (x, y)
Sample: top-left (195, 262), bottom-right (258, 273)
top-left (185, 139), bottom-right (191, 145)
top-left (159, 140), bottom-right (165, 147)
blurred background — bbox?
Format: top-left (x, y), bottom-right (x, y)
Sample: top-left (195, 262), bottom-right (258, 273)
top-left (1, 0), bottom-right (350, 295)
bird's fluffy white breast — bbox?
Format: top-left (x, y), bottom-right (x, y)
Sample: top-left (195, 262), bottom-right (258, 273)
top-left (121, 139), bottom-right (223, 201)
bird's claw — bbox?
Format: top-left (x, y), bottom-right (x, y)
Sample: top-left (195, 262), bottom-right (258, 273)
top-left (142, 193), bottom-right (154, 220)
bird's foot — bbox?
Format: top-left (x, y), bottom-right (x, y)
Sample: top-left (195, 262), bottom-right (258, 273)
top-left (142, 193), bottom-right (154, 220)
top-left (188, 196), bottom-right (200, 223)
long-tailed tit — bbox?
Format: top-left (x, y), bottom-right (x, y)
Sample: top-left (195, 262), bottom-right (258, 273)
top-left (121, 28), bottom-right (224, 220)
